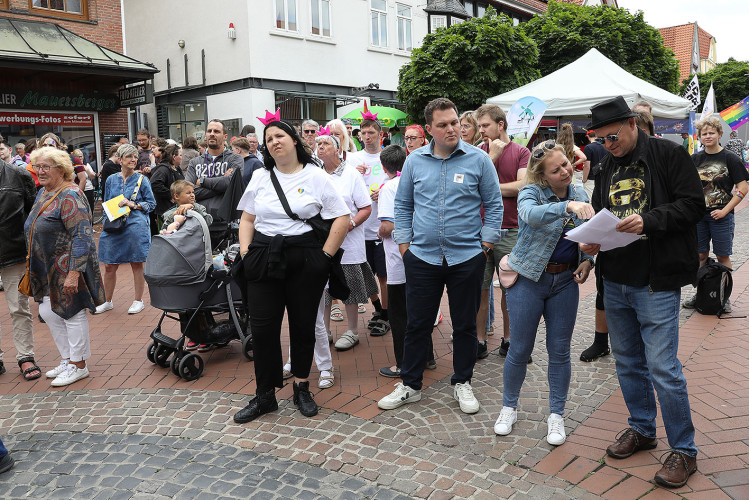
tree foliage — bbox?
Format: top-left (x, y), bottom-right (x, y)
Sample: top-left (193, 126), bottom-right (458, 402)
top-left (397, 8), bottom-right (540, 124)
top-left (679, 59), bottom-right (749, 111)
top-left (522, 1), bottom-right (680, 92)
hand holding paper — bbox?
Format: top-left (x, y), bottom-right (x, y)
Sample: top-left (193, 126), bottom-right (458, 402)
top-left (102, 194), bottom-right (130, 222)
top-left (565, 208), bottom-right (642, 251)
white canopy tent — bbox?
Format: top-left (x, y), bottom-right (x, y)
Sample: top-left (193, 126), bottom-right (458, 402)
top-left (486, 48), bottom-right (691, 121)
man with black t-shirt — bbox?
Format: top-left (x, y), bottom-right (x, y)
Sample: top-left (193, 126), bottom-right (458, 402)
top-left (682, 116), bottom-right (748, 312)
top-left (580, 96), bottom-right (705, 489)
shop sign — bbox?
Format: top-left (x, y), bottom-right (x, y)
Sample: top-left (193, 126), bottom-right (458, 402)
top-left (118, 82), bottom-right (153, 108)
top-left (0, 111), bottom-right (94, 127)
top-left (0, 90), bottom-right (118, 112)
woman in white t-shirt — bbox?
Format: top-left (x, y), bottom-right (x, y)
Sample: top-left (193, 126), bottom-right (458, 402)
top-left (315, 134), bottom-right (378, 353)
top-left (233, 120), bottom-right (350, 425)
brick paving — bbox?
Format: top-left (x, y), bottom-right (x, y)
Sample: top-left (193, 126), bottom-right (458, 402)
top-left (0, 200), bottom-right (748, 498)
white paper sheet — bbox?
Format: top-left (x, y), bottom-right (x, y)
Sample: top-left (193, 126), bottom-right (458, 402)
top-left (565, 208), bottom-right (642, 251)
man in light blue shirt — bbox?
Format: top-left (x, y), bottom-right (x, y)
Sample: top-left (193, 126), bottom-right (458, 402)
top-left (378, 98), bottom-right (503, 414)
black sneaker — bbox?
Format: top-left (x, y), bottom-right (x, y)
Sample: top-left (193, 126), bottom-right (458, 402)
top-left (0, 453), bottom-right (14, 475)
top-left (580, 342), bottom-right (610, 362)
top-left (477, 342), bottom-right (489, 359)
top-left (293, 381), bottom-right (319, 417)
top-left (682, 296), bottom-right (696, 309)
top-left (498, 338), bottom-right (510, 357)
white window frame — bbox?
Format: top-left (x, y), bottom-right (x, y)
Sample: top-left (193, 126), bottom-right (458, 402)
top-left (309, 0), bottom-right (332, 37)
top-left (430, 15), bottom-right (447, 32)
top-left (274, 0), bottom-right (299, 32)
top-left (370, 0), bottom-right (388, 48)
top-left (396, 3), bottom-right (412, 51)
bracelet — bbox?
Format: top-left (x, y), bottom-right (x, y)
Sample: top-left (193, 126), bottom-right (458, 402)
top-left (736, 191), bottom-right (745, 200)
top-left (241, 251), bottom-right (248, 257)
top-left (322, 250), bottom-right (333, 259)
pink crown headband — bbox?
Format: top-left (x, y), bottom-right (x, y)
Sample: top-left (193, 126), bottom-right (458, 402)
top-left (361, 101), bottom-right (378, 121)
top-left (257, 108), bottom-right (281, 126)
top-left (318, 125), bottom-right (331, 136)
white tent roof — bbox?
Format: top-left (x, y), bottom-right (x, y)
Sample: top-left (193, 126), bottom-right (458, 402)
top-left (486, 48), bottom-right (691, 120)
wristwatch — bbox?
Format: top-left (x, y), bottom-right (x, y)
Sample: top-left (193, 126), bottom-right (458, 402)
top-left (582, 257), bottom-right (594, 268)
top-left (481, 244), bottom-right (493, 256)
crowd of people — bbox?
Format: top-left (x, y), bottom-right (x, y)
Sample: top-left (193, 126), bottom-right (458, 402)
top-left (2, 92), bottom-right (746, 489)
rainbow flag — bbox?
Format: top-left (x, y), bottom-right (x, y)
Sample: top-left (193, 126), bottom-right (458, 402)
top-left (720, 95), bottom-right (749, 130)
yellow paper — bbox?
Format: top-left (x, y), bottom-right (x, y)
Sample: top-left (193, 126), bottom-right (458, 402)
top-left (102, 195), bottom-right (130, 222)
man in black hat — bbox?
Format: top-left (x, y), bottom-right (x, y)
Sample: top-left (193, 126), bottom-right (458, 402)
top-left (579, 96), bottom-right (705, 489)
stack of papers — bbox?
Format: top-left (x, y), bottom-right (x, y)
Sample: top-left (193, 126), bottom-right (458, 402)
top-left (102, 195), bottom-right (130, 222)
top-left (565, 208), bottom-right (641, 251)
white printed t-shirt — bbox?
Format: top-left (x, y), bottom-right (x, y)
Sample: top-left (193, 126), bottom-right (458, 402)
top-left (327, 162), bottom-right (371, 264)
top-left (347, 149), bottom-right (388, 240)
top-left (377, 176), bottom-right (405, 285)
top-left (237, 164), bottom-right (349, 236)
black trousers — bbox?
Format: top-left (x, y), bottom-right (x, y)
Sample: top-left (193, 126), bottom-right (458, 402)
top-left (388, 283), bottom-right (433, 369)
top-left (247, 245), bottom-right (330, 394)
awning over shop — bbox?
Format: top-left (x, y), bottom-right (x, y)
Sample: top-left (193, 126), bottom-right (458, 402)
top-left (0, 16), bottom-right (157, 82)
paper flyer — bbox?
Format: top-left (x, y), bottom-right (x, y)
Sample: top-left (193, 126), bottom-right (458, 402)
top-left (102, 194), bottom-right (130, 222)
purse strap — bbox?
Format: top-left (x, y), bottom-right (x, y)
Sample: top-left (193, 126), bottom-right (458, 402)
top-left (26, 184), bottom-right (69, 257)
top-left (129, 174), bottom-right (144, 202)
top-left (269, 169), bottom-right (302, 222)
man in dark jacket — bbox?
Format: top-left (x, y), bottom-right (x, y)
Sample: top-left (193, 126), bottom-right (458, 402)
top-left (580, 96), bottom-right (704, 489)
top-left (0, 135), bottom-right (37, 379)
top-left (185, 119), bottom-right (244, 246)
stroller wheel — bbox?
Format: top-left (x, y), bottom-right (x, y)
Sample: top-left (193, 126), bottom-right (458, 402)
top-left (242, 335), bottom-right (254, 361)
top-left (170, 354), bottom-right (183, 377)
top-left (146, 342), bottom-right (157, 364)
top-left (178, 353), bottom-right (204, 381)
top-left (154, 345), bottom-right (172, 368)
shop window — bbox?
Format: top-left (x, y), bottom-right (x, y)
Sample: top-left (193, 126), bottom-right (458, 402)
top-left (275, 95), bottom-right (332, 128)
top-left (310, 0), bottom-right (331, 37)
top-left (30, 0), bottom-right (88, 20)
top-left (370, 0), bottom-right (387, 47)
top-left (396, 4), bottom-right (412, 51)
top-left (274, 0), bottom-right (298, 32)
top-left (160, 102), bottom-right (206, 144)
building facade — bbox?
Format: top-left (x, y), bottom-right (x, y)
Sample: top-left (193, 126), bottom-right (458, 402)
top-left (123, 0), bottom-right (429, 142)
top-left (0, 0), bottom-right (156, 164)
top-left (659, 22), bottom-right (717, 84)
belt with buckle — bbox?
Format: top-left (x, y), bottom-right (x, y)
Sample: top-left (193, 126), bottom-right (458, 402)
top-left (544, 262), bottom-right (572, 274)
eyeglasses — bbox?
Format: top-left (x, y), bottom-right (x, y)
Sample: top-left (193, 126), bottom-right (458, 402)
top-left (459, 124), bottom-right (473, 130)
top-left (603, 121), bottom-right (627, 142)
top-left (302, 129), bottom-right (317, 134)
top-left (532, 139), bottom-right (557, 160)
top-left (33, 164), bottom-right (57, 172)
top-left (404, 136), bottom-right (422, 141)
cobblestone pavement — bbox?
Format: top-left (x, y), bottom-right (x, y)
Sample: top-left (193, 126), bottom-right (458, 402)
top-left (1, 201), bottom-right (748, 499)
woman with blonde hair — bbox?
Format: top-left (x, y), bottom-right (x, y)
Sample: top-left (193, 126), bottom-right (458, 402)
top-left (25, 146), bottom-right (105, 386)
top-left (556, 123), bottom-right (587, 169)
top-left (326, 119), bottom-right (357, 155)
top-left (460, 111), bottom-right (482, 146)
top-left (493, 139), bottom-right (594, 445)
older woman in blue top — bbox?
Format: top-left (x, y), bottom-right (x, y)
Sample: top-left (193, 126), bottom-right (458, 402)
top-left (96, 144), bottom-right (156, 316)
top-left (493, 140), bottom-right (595, 446)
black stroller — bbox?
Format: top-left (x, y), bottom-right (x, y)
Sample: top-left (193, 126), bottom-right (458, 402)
top-left (143, 211), bottom-right (252, 381)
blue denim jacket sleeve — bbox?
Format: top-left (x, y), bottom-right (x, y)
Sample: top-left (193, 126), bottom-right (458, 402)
top-left (479, 155), bottom-right (503, 244)
top-left (393, 158), bottom-right (415, 245)
top-left (517, 184), bottom-right (569, 228)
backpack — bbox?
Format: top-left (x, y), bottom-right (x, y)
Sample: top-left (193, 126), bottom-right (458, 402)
top-left (693, 258), bottom-right (733, 316)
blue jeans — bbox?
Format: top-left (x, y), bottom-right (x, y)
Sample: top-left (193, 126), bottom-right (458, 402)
top-left (486, 285), bottom-right (495, 331)
top-left (697, 212), bottom-right (734, 256)
top-left (401, 250), bottom-right (485, 390)
top-left (504, 270), bottom-right (578, 414)
top-left (0, 437), bottom-right (7, 458)
top-left (603, 280), bottom-right (698, 457)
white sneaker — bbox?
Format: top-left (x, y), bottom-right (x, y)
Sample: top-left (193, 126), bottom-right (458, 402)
top-left (334, 330), bottom-right (359, 351)
top-left (378, 382), bottom-right (421, 410)
top-left (494, 406), bottom-right (517, 435)
top-left (127, 300), bottom-right (145, 314)
top-left (454, 382), bottom-right (480, 414)
top-left (51, 365), bottom-right (89, 387)
top-left (94, 301), bottom-right (113, 314)
top-left (46, 360), bottom-right (69, 379)
top-left (547, 413), bottom-right (566, 445)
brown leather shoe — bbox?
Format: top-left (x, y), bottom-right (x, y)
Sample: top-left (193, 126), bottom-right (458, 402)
top-left (654, 451), bottom-right (697, 488)
top-left (606, 428), bottom-right (658, 459)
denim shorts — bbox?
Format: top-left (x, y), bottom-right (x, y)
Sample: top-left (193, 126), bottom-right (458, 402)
top-left (696, 212), bottom-right (734, 256)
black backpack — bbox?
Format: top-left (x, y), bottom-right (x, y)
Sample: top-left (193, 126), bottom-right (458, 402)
top-left (693, 258), bottom-right (733, 316)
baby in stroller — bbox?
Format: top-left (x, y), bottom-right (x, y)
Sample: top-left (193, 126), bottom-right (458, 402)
top-left (161, 180), bottom-right (213, 234)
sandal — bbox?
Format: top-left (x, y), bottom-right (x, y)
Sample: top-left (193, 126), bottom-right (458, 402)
top-left (18, 357), bottom-right (42, 381)
top-left (369, 320), bottom-right (391, 337)
top-left (330, 304), bottom-right (344, 322)
top-left (318, 370), bottom-right (335, 389)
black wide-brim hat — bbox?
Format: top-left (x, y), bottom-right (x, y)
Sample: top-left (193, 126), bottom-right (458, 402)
top-left (587, 96), bottom-right (639, 130)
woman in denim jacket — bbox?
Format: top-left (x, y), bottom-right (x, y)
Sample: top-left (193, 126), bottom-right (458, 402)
top-left (493, 140), bottom-right (595, 446)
